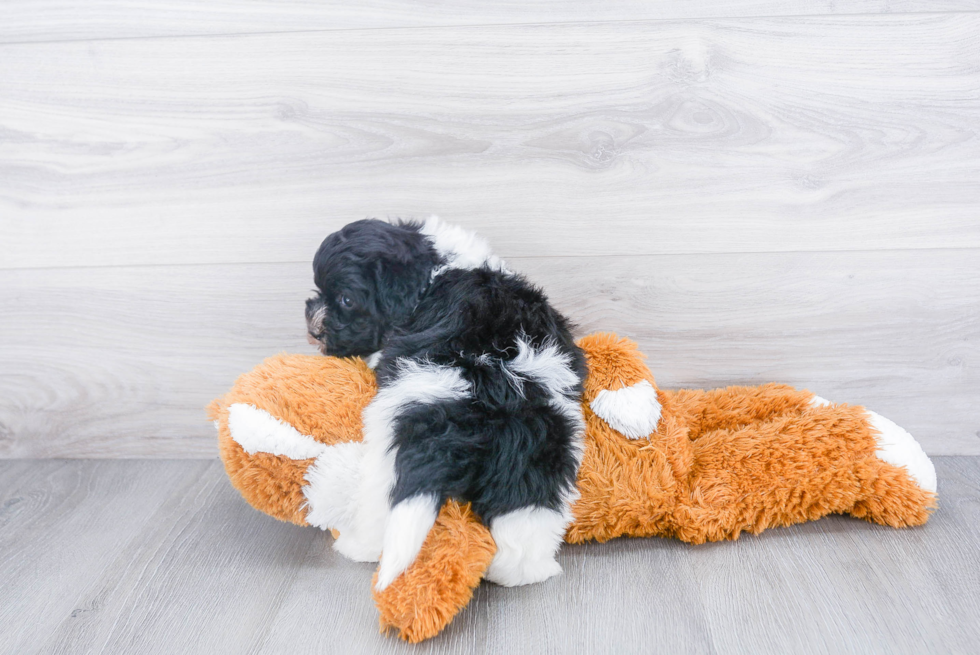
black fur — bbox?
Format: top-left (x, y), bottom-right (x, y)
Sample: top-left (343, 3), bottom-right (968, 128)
top-left (307, 219), bottom-right (587, 524)
top-left (305, 219), bottom-right (440, 357)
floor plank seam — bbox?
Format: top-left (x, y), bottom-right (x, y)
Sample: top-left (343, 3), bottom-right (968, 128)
top-left (5, 244), bottom-right (980, 274)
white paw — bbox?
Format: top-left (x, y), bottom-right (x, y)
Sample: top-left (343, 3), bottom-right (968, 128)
top-left (590, 380), bottom-right (661, 439)
top-left (486, 552), bottom-right (562, 587)
top-left (866, 410), bottom-right (937, 493)
top-left (332, 531), bottom-right (382, 563)
top-left (485, 506), bottom-right (568, 587)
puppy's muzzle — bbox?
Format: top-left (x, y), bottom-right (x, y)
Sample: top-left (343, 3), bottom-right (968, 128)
top-left (305, 301), bottom-right (329, 354)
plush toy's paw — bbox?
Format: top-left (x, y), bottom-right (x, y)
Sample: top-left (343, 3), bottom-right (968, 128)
top-left (484, 506), bottom-right (567, 587)
top-left (589, 379), bottom-right (662, 439)
top-left (866, 410), bottom-right (937, 493)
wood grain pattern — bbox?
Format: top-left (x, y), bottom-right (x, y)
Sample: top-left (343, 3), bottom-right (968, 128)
top-left (2, 2), bottom-right (978, 44)
top-left (1, 458), bottom-right (977, 653)
top-left (40, 460), bottom-right (319, 654)
top-left (0, 459), bottom-right (212, 655)
top-left (2, 14), bottom-right (979, 269)
top-left (1, 248), bottom-right (977, 458)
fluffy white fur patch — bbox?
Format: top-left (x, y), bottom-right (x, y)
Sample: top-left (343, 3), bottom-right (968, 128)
top-left (809, 395), bottom-right (832, 407)
top-left (226, 403), bottom-right (328, 460)
top-left (589, 380), bottom-right (662, 439)
top-left (334, 360), bottom-right (471, 563)
top-left (486, 506), bottom-right (568, 587)
top-left (303, 441), bottom-right (365, 535)
top-left (506, 337), bottom-right (586, 511)
top-left (866, 410), bottom-right (937, 493)
top-left (508, 338), bottom-right (582, 398)
top-left (374, 494), bottom-right (440, 591)
top-left (420, 215), bottom-right (509, 277)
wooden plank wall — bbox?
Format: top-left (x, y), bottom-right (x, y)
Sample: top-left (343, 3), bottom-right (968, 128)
top-left (1, 3), bottom-right (978, 457)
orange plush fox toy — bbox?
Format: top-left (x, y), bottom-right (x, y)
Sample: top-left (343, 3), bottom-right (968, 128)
top-left (208, 333), bottom-right (936, 643)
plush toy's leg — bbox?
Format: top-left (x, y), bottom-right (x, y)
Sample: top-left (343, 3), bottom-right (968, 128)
top-left (667, 384), bottom-right (816, 440)
top-left (676, 402), bottom-right (936, 543)
top-left (375, 494), bottom-right (441, 590)
top-left (374, 501), bottom-right (496, 643)
top-left (484, 505), bottom-right (570, 586)
top-left (811, 397), bottom-right (936, 493)
top-left (807, 397), bottom-right (938, 527)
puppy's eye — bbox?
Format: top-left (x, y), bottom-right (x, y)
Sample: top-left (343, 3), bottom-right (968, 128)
top-left (339, 293), bottom-right (354, 309)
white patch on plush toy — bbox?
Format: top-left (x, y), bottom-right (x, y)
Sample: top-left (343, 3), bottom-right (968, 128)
top-left (227, 403), bottom-right (328, 460)
top-left (486, 506), bottom-right (569, 587)
top-left (866, 410), bottom-right (937, 493)
top-left (304, 441), bottom-right (366, 535)
top-left (590, 380), bottom-right (661, 439)
top-left (375, 493), bottom-right (441, 590)
top-left (420, 215), bottom-right (509, 278)
top-left (809, 395), bottom-right (832, 407)
top-left (334, 360), bottom-right (471, 563)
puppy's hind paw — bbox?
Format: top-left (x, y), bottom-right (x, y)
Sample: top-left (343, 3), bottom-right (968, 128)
top-left (333, 531), bottom-right (382, 563)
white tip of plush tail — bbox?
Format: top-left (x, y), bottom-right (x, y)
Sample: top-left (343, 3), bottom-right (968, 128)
top-left (810, 396), bottom-right (936, 493)
top-left (866, 411), bottom-right (937, 493)
top-left (374, 494), bottom-right (440, 591)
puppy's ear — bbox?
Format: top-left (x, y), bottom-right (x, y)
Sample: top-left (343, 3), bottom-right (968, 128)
top-left (371, 256), bottom-right (430, 323)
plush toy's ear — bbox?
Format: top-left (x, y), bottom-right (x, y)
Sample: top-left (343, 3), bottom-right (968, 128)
top-left (209, 353), bottom-right (376, 526)
top-left (577, 333), bottom-right (664, 439)
top-left (373, 501), bottom-right (495, 643)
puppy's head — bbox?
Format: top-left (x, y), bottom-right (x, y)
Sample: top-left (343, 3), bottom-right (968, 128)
top-left (306, 219), bottom-right (438, 357)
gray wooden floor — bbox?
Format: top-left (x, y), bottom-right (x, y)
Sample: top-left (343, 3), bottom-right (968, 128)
top-left (2, 457), bottom-right (977, 655)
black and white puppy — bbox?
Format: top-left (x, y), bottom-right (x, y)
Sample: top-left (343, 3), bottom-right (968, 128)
top-left (306, 217), bottom-right (587, 590)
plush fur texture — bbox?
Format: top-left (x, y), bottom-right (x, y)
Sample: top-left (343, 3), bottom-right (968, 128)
top-left (208, 354), bottom-right (376, 527)
top-left (306, 218), bottom-right (587, 587)
top-left (210, 332), bottom-right (937, 643)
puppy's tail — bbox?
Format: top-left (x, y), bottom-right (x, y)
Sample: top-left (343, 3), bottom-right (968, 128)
top-left (374, 493), bottom-right (442, 591)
